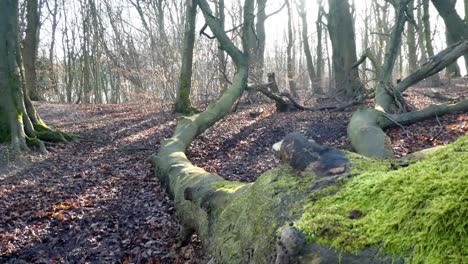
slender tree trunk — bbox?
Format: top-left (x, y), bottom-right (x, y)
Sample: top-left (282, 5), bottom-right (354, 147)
top-left (286, 0), bottom-right (297, 98)
top-left (21, 0), bottom-right (42, 101)
top-left (215, 0), bottom-right (228, 93)
top-left (256, 0), bottom-right (267, 82)
top-left (299, 0), bottom-right (321, 94)
top-left (423, 0), bottom-right (441, 86)
top-left (173, 0), bottom-right (197, 114)
top-left (375, 0), bottom-right (409, 112)
top-left (46, 0), bottom-right (62, 102)
top-left (316, 1), bottom-right (324, 81)
top-left (465, 0), bottom-right (468, 25)
top-left (417, 0), bottom-right (428, 65)
top-left (407, 0), bottom-right (418, 73)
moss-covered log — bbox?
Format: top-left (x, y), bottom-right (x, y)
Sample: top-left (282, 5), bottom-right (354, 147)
top-left (155, 118), bottom-right (468, 263)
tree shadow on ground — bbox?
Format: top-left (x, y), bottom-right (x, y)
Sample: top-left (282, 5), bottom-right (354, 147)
top-left (0, 104), bottom-right (201, 263)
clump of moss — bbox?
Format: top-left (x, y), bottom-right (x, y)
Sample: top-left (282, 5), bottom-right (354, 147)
top-left (211, 181), bottom-right (248, 194)
top-left (34, 123), bottom-right (77, 142)
top-left (296, 136), bottom-right (468, 263)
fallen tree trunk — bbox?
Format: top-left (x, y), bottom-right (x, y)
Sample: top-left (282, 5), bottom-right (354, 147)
top-left (246, 73), bottom-right (367, 112)
top-left (348, 100), bottom-right (468, 158)
top-left (154, 125), bottom-right (468, 263)
top-left (396, 41), bottom-right (468, 93)
top-left (415, 91), bottom-right (455, 101)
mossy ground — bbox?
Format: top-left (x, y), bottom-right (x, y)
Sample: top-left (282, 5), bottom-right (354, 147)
top-left (296, 136), bottom-right (468, 263)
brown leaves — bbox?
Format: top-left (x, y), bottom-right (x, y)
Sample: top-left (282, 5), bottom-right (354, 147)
top-left (1, 103), bottom-right (201, 263)
top-left (388, 82), bottom-right (467, 158)
top-left (188, 104), bottom-right (352, 182)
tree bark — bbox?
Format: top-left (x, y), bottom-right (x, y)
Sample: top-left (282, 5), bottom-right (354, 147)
top-left (316, 1), bottom-right (324, 81)
top-left (173, 0), bottom-right (198, 115)
top-left (21, 0), bottom-right (43, 101)
top-left (215, 0), bottom-right (228, 93)
top-left (255, 0), bottom-right (267, 82)
top-left (328, 0), bottom-right (363, 99)
top-left (285, 0), bottom-right (297, 98)
top-left (299, 0), bottom-right (321, 95)
top-left (431, 0), bottom-right (468, 73)
top-left (0, 0), bottom-right (71, 152)
top-left (445, 31), bottom-right (462, 77)
top-left (407, 0), bottom-right (418, 73)
top-left (423, 0), bottom-right (441, 86)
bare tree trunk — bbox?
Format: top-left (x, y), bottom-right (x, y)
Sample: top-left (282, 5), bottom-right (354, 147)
top-left (328, 0), bottom-right (363, 99)
top-left (46, 0), bottom-right (62, 102)
top-left (256, 0), bottom-right (267, 82)
top-left (407, 0), bottom-right (418, 73)
top-left (465, 0), bottom-right (468, 25)
top-left (299, 0), bottom-right (321, 94)
top-left (375, 0), bottom-right (409, 112)
top-left (286, 0), bottom-right (297, 98)
top-left (316, 1), bottom-right (324, 81)
top-left (173, 0), bottom-right (197, 114)
top-left (21, 0), bottom-right (42, 101)
top-left (215, 0), bottom-right (228, 93)
top-left (423, 0), bottom-right (441, 86)
top-left (417, 0), bottom-right (428, 65)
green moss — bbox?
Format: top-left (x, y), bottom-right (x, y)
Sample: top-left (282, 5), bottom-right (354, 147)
top-left (25, 137), bottom-right (42, 148)
top-left (34, 123), bottom-right (77, 142)
top-left (296, 136), bottom-right (468, 263)
top-left (210, 166), bottom-right (313, 263)
top-left (173, 73), bottom-right (199, 116)
top-left (347, 152), bottom-right (393, 175)
top-left (211, 181), bottom-right (248, 193)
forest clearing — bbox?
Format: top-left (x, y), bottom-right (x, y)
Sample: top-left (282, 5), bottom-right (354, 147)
top-left (1, 0), bottom-right (468, 263)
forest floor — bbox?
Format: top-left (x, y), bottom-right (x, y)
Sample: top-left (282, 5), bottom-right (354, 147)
top-left (0, 80), bottom-right (466, 263)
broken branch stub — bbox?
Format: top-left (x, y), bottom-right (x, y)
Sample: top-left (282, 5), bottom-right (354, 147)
top-left (274, 132), bottom-right (349, 176)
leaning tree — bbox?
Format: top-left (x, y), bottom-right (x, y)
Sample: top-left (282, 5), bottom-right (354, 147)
top-left (0, 0), bottom-right (70, 153)
top-left (152, 0), bottom-right (467, 263)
